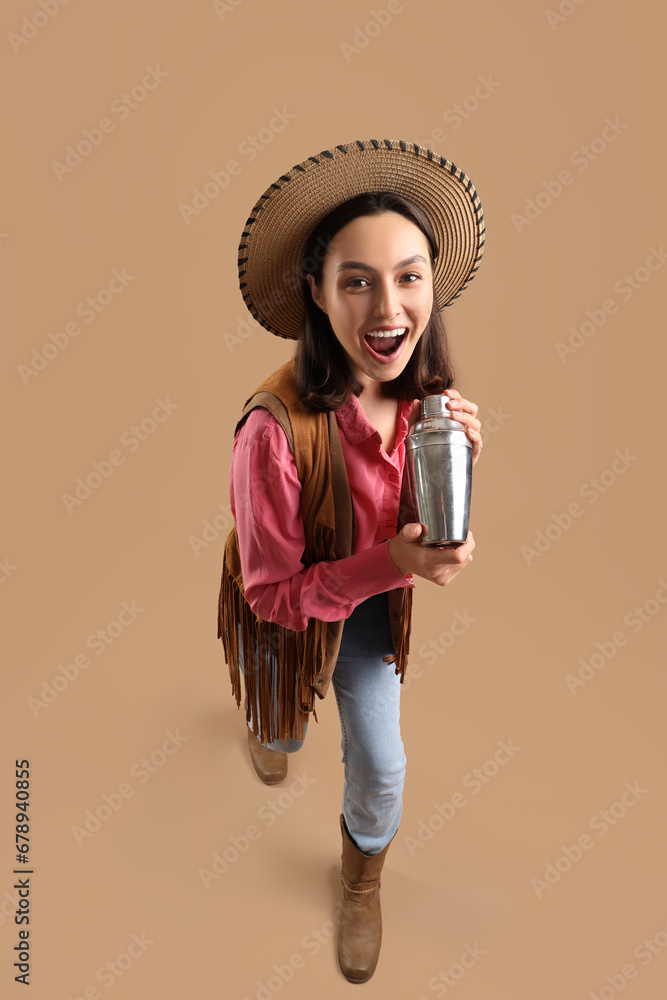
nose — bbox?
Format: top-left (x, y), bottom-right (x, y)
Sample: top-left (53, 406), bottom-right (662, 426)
top-left (372, 275), bottom-right (400, 320)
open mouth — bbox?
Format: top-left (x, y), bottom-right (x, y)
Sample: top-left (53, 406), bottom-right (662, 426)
top-left (364, 328), bottom-right (408, 361)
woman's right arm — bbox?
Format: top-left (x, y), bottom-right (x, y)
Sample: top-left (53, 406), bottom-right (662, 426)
top-left (229, 407), bottom-right (413, 632)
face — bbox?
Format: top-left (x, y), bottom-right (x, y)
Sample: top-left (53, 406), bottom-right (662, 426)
top-left (306, 212), bottom-right (434, 394)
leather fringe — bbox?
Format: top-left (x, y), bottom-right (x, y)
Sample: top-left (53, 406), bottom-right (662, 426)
top-left (217, 520), bottom-right (336, 746)
top-left (396, 586), bottom-right (413, 681)
top-left (384, 587), bottom-right (414, 682)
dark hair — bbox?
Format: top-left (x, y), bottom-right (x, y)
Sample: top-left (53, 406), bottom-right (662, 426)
top-left (294, 190), bottom-right (456, 411)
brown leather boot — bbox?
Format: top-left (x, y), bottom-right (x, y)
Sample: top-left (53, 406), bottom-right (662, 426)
top-left (337, 813), bottom-right (397, 984)
top-left (246, 727), bottom-right (287, 784)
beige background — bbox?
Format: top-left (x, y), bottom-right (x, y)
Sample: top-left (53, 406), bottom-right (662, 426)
top-left (1, 0), bottom-right (666, 997)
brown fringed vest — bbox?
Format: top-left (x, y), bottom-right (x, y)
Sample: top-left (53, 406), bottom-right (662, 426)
top-left (216, 358), bottom-right (415, 745)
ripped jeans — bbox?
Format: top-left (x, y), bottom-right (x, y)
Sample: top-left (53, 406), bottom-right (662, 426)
top-left (238, 590), bottom-right (406, 855)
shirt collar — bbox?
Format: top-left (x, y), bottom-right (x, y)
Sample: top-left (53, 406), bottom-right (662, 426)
top-left (335, 391), bottom-right (412, 449)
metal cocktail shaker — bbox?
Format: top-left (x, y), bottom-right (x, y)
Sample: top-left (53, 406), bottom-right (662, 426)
top-left (405, 395), bottom-right (472, 546)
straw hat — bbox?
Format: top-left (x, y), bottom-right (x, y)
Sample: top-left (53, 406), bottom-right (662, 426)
top-left (238, 138), bottom-right (485, 341)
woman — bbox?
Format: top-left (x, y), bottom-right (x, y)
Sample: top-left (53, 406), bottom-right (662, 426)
top-left (217, 139), bottom-right (485, 984)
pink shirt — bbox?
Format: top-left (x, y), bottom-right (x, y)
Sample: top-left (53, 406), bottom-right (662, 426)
top-left (229, 391), bottom-right (415, 631)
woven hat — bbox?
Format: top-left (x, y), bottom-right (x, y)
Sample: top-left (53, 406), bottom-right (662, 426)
top-left (238, 138), bottom-right (485, 341)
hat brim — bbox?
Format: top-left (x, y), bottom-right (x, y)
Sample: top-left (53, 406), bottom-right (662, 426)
top-left (238, 138), bottom-right (485, 341)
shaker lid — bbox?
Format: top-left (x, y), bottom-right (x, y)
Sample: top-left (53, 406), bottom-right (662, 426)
top-left (422, 395), bottom-right (450, 419)
top-left (407, 393), bottom-right (471, 445)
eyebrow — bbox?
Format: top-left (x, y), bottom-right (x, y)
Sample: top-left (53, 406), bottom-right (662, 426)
top-left (335, 254), bottom-right (428, 274)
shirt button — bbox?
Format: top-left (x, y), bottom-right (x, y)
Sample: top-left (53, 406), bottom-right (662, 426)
top-left (388, 473), bottom-right (398, 483)
top-left (385, 519), bottom-right (394, 527)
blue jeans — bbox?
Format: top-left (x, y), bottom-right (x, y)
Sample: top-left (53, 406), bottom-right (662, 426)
top-left (237, 590), bottom-right (406, 855)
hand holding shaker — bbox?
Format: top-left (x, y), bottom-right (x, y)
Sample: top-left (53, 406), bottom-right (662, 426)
top-left (405, 395), bottom-right (472, 546)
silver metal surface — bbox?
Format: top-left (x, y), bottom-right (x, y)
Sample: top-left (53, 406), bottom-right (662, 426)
top-left (405, 395), bottom-right (473, 546)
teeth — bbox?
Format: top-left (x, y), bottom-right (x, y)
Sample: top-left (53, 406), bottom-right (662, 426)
top-left (366, 328), bottom-right (407, 338)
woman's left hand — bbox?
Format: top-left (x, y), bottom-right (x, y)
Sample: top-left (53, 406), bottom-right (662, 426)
top-left (407, 392), bottom-right (483, 466)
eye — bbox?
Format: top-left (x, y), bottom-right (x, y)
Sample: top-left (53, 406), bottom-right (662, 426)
top-left (345, 272), bottom-right (423, 289)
